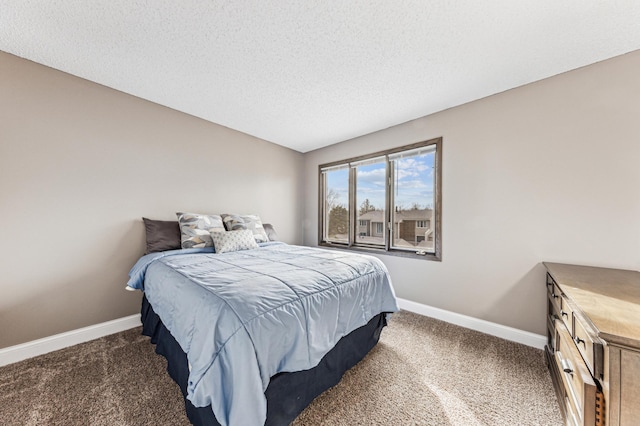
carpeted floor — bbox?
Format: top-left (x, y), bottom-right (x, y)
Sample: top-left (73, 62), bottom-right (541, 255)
top-left (0, 310), bottom-right (562, 425)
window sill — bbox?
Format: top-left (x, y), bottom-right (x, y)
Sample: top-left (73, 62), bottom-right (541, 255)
top-left (318, 242), bottom-right (441, 261)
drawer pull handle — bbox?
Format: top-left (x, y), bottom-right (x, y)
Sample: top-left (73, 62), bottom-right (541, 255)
top-left (561, 311), bottom-right (568, 318)
top-left (575, 337), bottom-right (586, 347)
top-left (553, 294), bottom-right (559, 300)
top-left (560, 358), bottom-right (573, 375)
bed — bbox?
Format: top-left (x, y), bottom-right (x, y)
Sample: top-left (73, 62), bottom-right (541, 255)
top-left (127, 222), bottom-right (398, 426)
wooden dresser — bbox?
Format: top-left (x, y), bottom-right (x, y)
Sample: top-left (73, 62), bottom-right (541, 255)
top-left (544, 262), bottom-right (640, 426)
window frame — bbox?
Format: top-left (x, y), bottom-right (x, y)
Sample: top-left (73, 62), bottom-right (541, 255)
top-left (319, 164), bottom-right (350, 245)
top-left (318, 138), bottom-right (442, 261)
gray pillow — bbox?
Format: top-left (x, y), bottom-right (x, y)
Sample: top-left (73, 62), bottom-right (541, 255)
top-left (176, 212), bottom-right (225, 248)
top-left (263, 223), bottom-right (279, 241)
top-left (142, 218), bottom-right (182, 254)
top-left (222, 214), bottom-right (269, 243)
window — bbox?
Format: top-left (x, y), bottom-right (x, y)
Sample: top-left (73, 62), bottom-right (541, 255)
top-left (375, 223), bottom-right (384, 234)
top-left (321, 165), bottom-right (349, 244)
top-left (390, 146), bottom-right (438, 252)
top-left (354, 156), bottom-right (386, 247)
top-left (319, 138), bottom-right (442, 260)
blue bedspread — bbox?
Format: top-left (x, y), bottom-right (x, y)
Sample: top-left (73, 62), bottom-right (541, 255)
top-left (128, 243), bottom-right (398, 426)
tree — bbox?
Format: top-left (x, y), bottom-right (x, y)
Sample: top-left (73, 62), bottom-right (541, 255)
top-left (326, 188), bottom-right (340, 211)
top-left (359, 198), bottom-right (376, 215)
top-left (328, 205), bottom-right (348, 236)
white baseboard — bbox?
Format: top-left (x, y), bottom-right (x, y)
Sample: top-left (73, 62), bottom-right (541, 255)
top-left (396, 298), bottom-right (546, 350)
top-left (0, 314), bottom-right (141, 367)
top-left (0, 301), bottom-right (545, 367)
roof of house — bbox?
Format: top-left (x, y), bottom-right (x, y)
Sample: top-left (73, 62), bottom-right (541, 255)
top-left (358, 208), bottom-right (433, 222)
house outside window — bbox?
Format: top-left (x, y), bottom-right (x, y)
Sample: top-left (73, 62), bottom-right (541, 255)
top-left (319, 138), bottom-right (442, 260)
top-left (375, 222), bottom-right (384, 234)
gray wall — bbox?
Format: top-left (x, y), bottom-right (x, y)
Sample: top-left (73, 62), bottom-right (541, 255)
top-left (0, 52), bottom-right (304, 348)
top-left (303, 50), bottom-right (640, 335)
top-left (3, 48), bottom-right (639, 349)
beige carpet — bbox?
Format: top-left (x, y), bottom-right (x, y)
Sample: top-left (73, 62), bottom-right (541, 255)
top-left (0, 310), bottom-right (562, 425)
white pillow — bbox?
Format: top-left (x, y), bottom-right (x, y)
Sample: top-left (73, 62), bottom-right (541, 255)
top-left (211, 229), bottom-right (259, 254)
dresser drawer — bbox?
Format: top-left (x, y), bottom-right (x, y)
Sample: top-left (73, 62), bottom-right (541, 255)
top-left (547, 295), bottom-right (562, 352)
top-left (546, 273), bottom-right (555, 295)
top-left (564, 394), bottom-right (580, 426)
top-left (559, 294), bottom-right (574, 334)
top-left (548, 294), bottom-right (561, 322)
top-left (547, 273), bottom-right (559, 298)
top-left (573, 313), bottom-right (603, 379)
top-left (554, 320), bottom-right (597, 425)
top-left (547, 275), bottom-right (572, 332)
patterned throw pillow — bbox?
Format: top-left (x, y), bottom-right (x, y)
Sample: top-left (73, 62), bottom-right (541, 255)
top-left (211, 229), bottom-right (259, 254)
top-left (222, 214), bottom-right (269, 243)
top-left (222, 214), bottom-right (246, 231)
top-left (176, 212), bottom-right (225, 248)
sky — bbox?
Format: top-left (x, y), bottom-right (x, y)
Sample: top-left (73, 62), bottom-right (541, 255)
top-left (326, 151), bottom-right (435, 213)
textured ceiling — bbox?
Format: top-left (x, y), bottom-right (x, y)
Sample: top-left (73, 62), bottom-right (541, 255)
top-left (2, 1), bottom-right (640, 153)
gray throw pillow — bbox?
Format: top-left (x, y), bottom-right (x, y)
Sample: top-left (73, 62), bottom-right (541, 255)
top-left (222, 214), bottom-right (269, 243)
top-left (263, 223), bottom-right (279, 241)
top-left (177, 212), bottom-right (225, 248)
top-left (142, 218), bottom-right (182, 254)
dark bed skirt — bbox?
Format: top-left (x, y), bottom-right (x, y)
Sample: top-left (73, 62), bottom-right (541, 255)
top-left (141, 295), bottom-right (387, 426)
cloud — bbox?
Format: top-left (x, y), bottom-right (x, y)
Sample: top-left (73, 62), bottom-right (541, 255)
top-left (397, 157), bottom-right (431, 172)
top-left (395, 158), bottom-right (433, 183)
top-left (357, 167), bottom-right (386, 186)
top-left (396, 179), bottom-right (429, 189)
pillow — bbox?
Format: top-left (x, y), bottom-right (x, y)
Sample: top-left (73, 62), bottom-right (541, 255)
top-left (142, 218), bottom-right (182, 254)
top-left (263, 223), bottom-right (279, 242)
top-left (211, 229), bottom-right (259, 254)
top-left (221, 214), bottom-right (248, 231)
top-left (176, 212), bottom-right (225, 249)
top-left (222, 214), bottom-right (269, 243)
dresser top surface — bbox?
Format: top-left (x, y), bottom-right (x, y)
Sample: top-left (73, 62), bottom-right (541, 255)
top-left (544, 262), bottom-right (640, 349)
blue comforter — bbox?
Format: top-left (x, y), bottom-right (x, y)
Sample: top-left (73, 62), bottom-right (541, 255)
top-left (128, 243), bottom-right (398, 426)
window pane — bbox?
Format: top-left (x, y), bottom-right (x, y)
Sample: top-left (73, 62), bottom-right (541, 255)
top-left (323, 168), bottom-right (349, 243)
top-left (391, 150), bottom-right (435, 252)
top-left (355, 159), bottom-right (386, 247)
